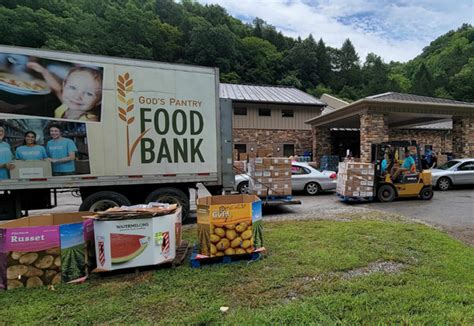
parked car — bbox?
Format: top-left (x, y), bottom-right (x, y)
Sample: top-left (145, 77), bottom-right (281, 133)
top-left (431, 158), bottom-right (474, 190)
top-left (234, 162), bottom-right (337, 195)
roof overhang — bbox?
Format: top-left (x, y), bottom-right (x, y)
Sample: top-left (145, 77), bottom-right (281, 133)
top-left (305, 99), bottom-right (474, 129)
top-left (231, 100), bottom-right (325, 108)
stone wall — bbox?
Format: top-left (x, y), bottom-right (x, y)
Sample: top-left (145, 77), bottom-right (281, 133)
top-left (312, 126), bottom-right (332, 166)
top-left (359, 112), bottom-right (388, 162)
top-left (389, 129), bottom-right (452, 154)
top-left (233, 128), bottom-right (312, 156)
top-left (452, 117), bottom-right (474, 158)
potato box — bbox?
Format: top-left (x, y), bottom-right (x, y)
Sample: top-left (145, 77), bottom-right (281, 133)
top-left (0, 212), bottom-right (95, 290)
top-left (197, 194), bottom-right (263, 257)
top-left (93, 207), bottom-right (181, 271)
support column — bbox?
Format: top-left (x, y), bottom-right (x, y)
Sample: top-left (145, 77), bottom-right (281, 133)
top-left (452, 116), bottom-right (474, 158)
top-left (360, 112), bottom-right (388, 163)
top-left (313, 126), bottom-right (332, 167)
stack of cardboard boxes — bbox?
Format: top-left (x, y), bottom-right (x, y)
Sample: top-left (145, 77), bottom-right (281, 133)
top-left (248, 157), bottom-right (292, 197)
top-left (337, 162), bottom-right (375, 198)
top-left (233, 161), bottom-right (247, 175)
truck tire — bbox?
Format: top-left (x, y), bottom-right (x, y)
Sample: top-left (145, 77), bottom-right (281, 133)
top-left (145, 187), bottom-right (190, 222)
top-left (377, 184), bottom-right (396, 202)
top-left (79, 191), bottom-right (131, 212)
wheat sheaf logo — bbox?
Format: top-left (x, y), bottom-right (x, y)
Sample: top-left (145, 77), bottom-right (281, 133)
top-left (117, 73), bottom-right (150, 166)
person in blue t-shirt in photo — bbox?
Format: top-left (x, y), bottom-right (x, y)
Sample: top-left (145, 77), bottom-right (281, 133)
top-left (46, 124), bottom-right (78, 176)
top-left (15, 131), bottom-right (48, 161)
top-left (0, 126), bottom-right (14, 179)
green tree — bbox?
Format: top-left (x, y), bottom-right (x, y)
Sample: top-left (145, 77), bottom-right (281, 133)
top-left (283, 34), bottom-right (319, 89)
top-left (239, 36), bottom-right (281, 84)
top-left (411, 63), bottom-right (434, 96)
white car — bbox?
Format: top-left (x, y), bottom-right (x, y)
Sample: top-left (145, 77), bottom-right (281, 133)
top-left (234, 162), bottom-right (337, 195)
top-left (431, 158), bottom-right (474, 190)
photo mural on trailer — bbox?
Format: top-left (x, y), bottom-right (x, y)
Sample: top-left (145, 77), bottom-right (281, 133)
top-left (0, 119), bottom-right (90, 179)
top-left (0, 52), bottom-right (103, 122)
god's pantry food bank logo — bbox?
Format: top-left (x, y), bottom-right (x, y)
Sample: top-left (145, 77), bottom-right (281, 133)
top-left (116, 72), bottom-right (206, 167)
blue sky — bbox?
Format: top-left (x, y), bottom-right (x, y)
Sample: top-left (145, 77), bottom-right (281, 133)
top-left (198, 0), bottom-right (473, 62)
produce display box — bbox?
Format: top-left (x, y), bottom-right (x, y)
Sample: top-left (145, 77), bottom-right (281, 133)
top-left (196, 194), bottom-right (263, 257)
top-left (248, 157), bottom-right (292, 197)
top-left (0, 212), bottom-right (95, 290)
top-left (9, 160), bottom-right (52, 179)
top-left (93, 207), bottom-right (181, 272)
top-left (337, 162), bottom-right (375, 197)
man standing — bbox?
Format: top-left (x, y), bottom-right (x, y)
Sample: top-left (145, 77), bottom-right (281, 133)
top-left (46, 124), bottom-right (77, 176)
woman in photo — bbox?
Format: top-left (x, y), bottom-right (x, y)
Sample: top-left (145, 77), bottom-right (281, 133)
top-left (0, 126), bottom-right (14, 179)
top-left (15, 131), bottom-right (48, 160)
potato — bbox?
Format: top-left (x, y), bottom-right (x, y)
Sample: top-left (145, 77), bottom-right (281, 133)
top-left (225, 224), bottom-right (236, 230)
top-left (235, 248), bottom-right (246, 255)
top-left (34, 255), bottom-right (54, 269)
top-left (214, 227), bottom-right (225, 237)
top-left (241, 229), bottom-right (252, 240)
top-left (45, 270), bottom-right (57, 281)
top-left (215, 251), bottom-right (225, 257)
top-left (7, 265), bottom-right (28, 280)
top-left (224, 248), bottom-right (235, 255)
top-left (54, 256), bottom-right (61, 268)
top-left (7, 280), bottom-right (24, 289)
top-left (210, 224), bottom-right (215, 233)
top-left (210, 234), bottom-right (221, 243)
top-left (25, 266), bottom-right (43, 277)
top-left (210, 243), bottom-right (217, 255)
top-left (216, 238), bottom-right (230, 251)
top-left (11, 252), bottom-right (26, 260)
top-left (241, 239), bottom-right (251, 249)
top-left (19, 253), bottom-right (39, 265)
top-left (26, 276), bottom-right (43, 288)
top-left (45, 247), bottom-right (60, 255)
top-left (235, 223), bottom-right (248, 233)
top-left (225, 229), bottom-right (237, 241)
top-left (52, 273), bottom-right (62, 285)
top-left (231, 237), bottom-right (242, 248)
top-left (246, 247), bottom-right (254, 254)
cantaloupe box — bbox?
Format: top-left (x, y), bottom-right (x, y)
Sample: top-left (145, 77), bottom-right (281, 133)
top-left (196, 194), bottom-right (263, 257)
top-left (0, 212), bottom-right (95, 290)
top-left (9, 160), bottom-right (52, 179)
top-left (93, 207), bottom-right (181, 271)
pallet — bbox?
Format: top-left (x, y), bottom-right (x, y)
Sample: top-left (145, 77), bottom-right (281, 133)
top-left (337, 193), bottom-right (374, 203)
top-left (92, 240), bottom-right (190, 277)
top-left (263, 195), bottom-right (293, 201)
top-left (190, 245), bottom-right (265, 268)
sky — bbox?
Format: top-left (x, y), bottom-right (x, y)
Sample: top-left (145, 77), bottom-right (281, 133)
top-left (197, 0), bottom-right (473, 63)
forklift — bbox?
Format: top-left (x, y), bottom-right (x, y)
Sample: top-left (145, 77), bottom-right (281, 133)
top-left (371, 141), bottom-right (433, 202)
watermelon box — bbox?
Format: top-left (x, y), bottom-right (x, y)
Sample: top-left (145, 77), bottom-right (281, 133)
top-left (0, 212), bottom-right (95, 290)
top-left (196, 194), bottom-right (263, 257)
top-left (93, 207), bottom-right (181, 271)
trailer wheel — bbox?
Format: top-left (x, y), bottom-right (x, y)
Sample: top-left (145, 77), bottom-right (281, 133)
top-left (145, 187), bottom-right (190, 222)
top-left (420, 186), bottom-right (434, 200)
top-left (79, 191), bottom-right (131, 212)
top-left (377, 184), bottom-right (396, 202)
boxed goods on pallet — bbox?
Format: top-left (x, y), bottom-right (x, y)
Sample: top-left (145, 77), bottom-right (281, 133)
top-left (91, 204), bottom-right (181, 272)
top-left (233, 160), bottom-right (247, 175)
top-left (0, 212), bottom-right (95, 290)
top-left (196, 195), bottom-right (263, 257)
top-left (248, 157), bottom-right (292, 197)
top-left (337, 162), bottom-right (375, 197)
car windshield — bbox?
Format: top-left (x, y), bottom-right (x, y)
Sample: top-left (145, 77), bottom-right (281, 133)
top-left (437, 160), bottom-right (459, 170)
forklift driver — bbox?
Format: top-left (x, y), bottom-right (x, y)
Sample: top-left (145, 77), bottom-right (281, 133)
top-left (391, 149), bottom-right (416, 181)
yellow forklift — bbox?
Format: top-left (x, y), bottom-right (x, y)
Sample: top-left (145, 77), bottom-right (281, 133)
top-left (371, 141), bottom-right (433, 202)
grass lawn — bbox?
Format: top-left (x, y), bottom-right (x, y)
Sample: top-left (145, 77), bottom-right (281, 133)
top-left (1, 212), bottom-right (473, 325)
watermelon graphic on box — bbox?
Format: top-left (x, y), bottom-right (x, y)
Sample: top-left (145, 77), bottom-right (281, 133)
top-left (111, 234), bottom-right (149, 264)
top-left (93, 207), bottom-right (181, 271)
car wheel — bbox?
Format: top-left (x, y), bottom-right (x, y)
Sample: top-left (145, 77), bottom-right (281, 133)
top-left (237, 181), bottom-right (249, 194)
top-left (377, 184), bottom-right (396, 202)
top-left (437, 177), bottom-right (451, 191)
top-left (305, 182), bottom-right (321, 195)
top-left (419, 186), bottom-right (434, 200)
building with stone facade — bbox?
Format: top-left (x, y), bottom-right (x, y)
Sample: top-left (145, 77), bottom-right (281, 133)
top-left (220, 83), bottom-right (325, 158)
top-left (306, 92), bottom-right (474, 165)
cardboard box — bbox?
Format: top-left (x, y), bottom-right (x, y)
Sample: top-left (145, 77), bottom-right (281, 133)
top-left (0, 212), bottom-right (95, 290)
top-left (196, 195), bottom-right (263, 257)
top-left (93, 207), bottom-right (181, 271)
top-left (9, 160), bottom-right (52, 179)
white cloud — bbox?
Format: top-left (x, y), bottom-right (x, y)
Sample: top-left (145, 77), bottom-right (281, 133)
top-left (197, 0), bottom-right (473, 62)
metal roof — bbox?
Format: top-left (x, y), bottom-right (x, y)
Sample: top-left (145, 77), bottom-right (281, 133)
top-left (367, 92), bottom-right (472, 106)
top-left (220, 83), bottom-right (325, 106)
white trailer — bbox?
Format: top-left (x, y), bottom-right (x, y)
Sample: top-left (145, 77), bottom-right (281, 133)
top-left (0, 45), bottom-right (233, 220)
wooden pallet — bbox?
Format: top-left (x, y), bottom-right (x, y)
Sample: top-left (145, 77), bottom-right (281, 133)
top-left (190, 245), bottom-right (264, 268)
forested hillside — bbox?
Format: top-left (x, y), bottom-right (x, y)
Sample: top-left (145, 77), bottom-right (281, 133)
top-left (0, 0), bottom-right (472, 101)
